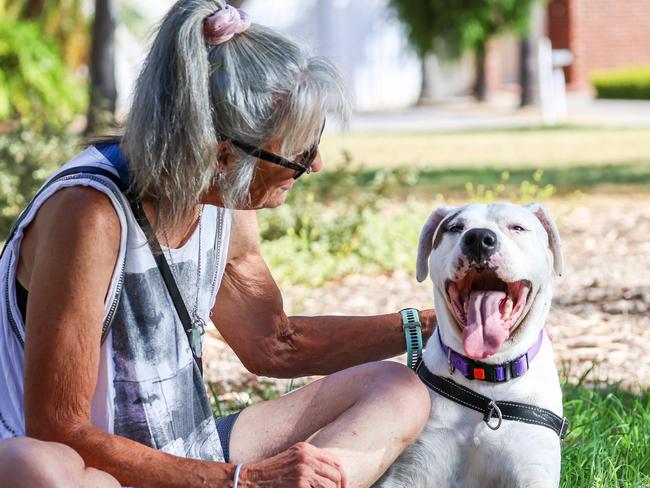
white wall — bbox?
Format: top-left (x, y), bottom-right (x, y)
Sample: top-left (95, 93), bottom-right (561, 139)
top-left (244, 0), bottom-right (423, 111)
top-left (115, 0), bottom-right (424, 113)
top-left (114, 0), bottom-right (174, 116)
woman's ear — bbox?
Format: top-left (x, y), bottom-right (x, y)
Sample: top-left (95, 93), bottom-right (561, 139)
top-left (217, 140), bottom-right (235, 170)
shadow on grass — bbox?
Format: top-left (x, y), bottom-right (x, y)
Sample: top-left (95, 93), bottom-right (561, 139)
top-left (306, 160), bottom-right (650, 201)
top-left (416, 161), bottom-right (650, 191)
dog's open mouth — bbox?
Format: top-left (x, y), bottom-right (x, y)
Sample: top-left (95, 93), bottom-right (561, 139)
top-left (445, 270), bottom-right (531, 360)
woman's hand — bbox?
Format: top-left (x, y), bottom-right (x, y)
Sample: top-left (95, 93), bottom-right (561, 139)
top-left (240, 442), bottom-right (347, 487)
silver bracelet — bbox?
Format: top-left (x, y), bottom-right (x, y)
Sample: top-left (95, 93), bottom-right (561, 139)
top-left (233, 464), bottom-right (243, 488)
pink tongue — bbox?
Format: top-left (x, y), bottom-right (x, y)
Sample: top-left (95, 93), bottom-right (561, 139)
top-left (463, 290), bottom-right (508, 359)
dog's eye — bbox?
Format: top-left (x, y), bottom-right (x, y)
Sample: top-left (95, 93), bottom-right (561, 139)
top-left (510, 224), bottom-right (527, 232)
top-left (447, 223), bottom-right (464, 233)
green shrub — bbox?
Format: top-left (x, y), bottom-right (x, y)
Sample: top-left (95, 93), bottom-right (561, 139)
top-left (259, 153), bottom-right (425, 286)
top-left (259, 151), bottom-right (556, 286)
top-left (591, 66), bottom-right (650, 100)
top-left (0, 130), bottom-right (79, 238)
top-left (0, 19), bottom-right (86, 129)
top-left (466, 169), bottom-right (556, 203)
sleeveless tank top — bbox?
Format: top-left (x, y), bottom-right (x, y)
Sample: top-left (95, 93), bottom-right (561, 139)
top-left (0, 146), bottom-right (232, 462)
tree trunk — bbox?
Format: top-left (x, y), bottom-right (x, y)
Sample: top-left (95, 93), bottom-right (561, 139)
top-left (473, 42), bottom-right (487, 102)
top-left (20, 0), bottom-right (46, 19)
top-left (417, 55), bottom-right (434, 105)
top-left (86, 0), bottom-right (117, 135)
top-left (520, 2), bottom-right (544, 108)
top-left (519, 37), bottom-right (536, 107)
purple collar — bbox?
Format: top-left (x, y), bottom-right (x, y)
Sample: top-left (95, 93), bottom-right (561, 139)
top-left (438, 329), bottom-right (545, 382)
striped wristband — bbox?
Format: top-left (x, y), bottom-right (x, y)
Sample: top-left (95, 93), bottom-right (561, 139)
top-left (400, 308), bottom-right (423, 369)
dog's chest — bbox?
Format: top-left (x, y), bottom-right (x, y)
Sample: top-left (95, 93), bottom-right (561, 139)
top-left (375, 348), bottom-right (563, 488)
top-left (376, 394), bottom-right (560, 488)
top-left (422, 394), bottom-right (522, 485)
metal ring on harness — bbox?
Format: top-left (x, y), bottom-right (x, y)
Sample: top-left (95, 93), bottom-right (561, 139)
top-left (485, 401), bottom-right (503, 431)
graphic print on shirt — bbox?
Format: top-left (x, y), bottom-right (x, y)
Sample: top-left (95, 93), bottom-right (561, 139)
top-left (111, 250), bottom-right (224, 460)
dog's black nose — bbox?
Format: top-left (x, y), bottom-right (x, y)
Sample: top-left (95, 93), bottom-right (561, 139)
top-left (462, 228), bottom-right (498, 263)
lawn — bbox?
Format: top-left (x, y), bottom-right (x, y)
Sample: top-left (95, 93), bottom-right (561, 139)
top-left (321, 127), bottom-right (650, 169)
top-left (318, 127), bottom-right (650, 195)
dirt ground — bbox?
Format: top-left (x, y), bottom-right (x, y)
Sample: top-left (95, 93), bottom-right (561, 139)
top-left (203, 194), bottom-right (650, 395)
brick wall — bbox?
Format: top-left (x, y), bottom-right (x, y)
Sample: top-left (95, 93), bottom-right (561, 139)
top-left (549, 0), bottom-right (650, 90)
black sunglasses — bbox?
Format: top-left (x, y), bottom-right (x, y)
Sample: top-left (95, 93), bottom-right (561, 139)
top-left (219, 120), bottom-right (326, 179)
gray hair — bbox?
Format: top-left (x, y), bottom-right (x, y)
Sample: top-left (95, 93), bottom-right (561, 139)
top-left (121, 0), bottom-right (349, 231)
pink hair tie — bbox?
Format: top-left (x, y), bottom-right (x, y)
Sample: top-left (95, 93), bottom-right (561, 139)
top-left (204, 5), bottom-right (251, 45)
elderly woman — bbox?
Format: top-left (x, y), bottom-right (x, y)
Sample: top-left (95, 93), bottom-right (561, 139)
top-left (0, 1), bottom-right (435, 487)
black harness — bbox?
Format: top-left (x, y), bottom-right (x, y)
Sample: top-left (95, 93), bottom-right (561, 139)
top-left (415, 359), bottom-right (570, 439)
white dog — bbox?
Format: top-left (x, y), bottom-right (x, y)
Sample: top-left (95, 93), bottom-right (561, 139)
top-left (376, 202), bottom-right (568, 488)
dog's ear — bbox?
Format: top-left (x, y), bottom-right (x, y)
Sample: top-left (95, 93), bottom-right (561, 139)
top-left (416, 207), bottom-right (456, 282)
top-left (526, 203), bottom-right (564, 276)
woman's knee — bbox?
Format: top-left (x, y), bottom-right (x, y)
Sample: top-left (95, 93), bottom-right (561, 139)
top-left (364, 361), bottom-right (431, 432)
top-left (0, 437), bottom-right (72, 487)
top-left (0, 437), bottom-right (116, 488)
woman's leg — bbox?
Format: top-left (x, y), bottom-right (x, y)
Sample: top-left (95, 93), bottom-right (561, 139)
top-left (229, 361), bottom-right (431, 488)
top-left (0, 437), bottom-right (120, 488)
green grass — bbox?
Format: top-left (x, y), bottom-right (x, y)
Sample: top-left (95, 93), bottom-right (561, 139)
top-left (307, 161), bottom-right (650, 198)
top-left (317, 127), bottom-right (650, 197)
top-left (561, 382), bottom-right (650, 487)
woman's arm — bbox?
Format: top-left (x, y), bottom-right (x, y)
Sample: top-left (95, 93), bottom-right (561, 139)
top-left (21, 187), bottom-right (241, 487)
top-left (212, 210), bottom-right (436, 378)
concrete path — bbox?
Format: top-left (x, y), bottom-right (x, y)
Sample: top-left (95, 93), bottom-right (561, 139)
top-left (344, 96), bottom-right (650, 133)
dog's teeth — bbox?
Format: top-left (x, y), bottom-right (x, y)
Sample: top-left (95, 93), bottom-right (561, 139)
top-left (463, 298), bottom-right (469, 315)
top-left (503, 297), bottom-right (513, 319)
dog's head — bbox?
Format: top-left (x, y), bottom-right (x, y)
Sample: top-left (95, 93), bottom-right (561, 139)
top-left (417, 202), bottom-right (562, 361)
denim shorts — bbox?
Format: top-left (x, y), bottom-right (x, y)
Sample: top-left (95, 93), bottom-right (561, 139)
top-left (214, 412), bottom-right (241, 463)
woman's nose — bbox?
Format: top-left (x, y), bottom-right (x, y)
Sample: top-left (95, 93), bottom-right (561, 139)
top-left (310, 152), bottom-right (324, 174)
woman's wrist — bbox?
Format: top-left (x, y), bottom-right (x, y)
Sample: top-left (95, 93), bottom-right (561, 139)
top-left (232, 464), bottom-right (244, 487)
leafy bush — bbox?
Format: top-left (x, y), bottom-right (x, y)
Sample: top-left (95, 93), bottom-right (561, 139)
top-left (259, 153), bottom-right (425, 286)
top-left (591, 66), bottom-right (650, 100)
top-left (0, 19), bottom-right (86, 129)
top-left (0, 130), bottom-right (79, 238)
top-left (465, 170), bottom-right (556, 203)
top-left (259, 152), bottom-right (556, 286)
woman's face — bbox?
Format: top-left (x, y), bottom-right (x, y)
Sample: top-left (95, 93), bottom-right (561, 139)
top-left (200, 139), bottom-right (324, 209)
top-left (247, 140), bottom-right (324, 209)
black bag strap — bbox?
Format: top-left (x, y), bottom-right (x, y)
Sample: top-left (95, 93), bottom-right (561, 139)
top-left (126, 195), bottom-right (203, 375)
